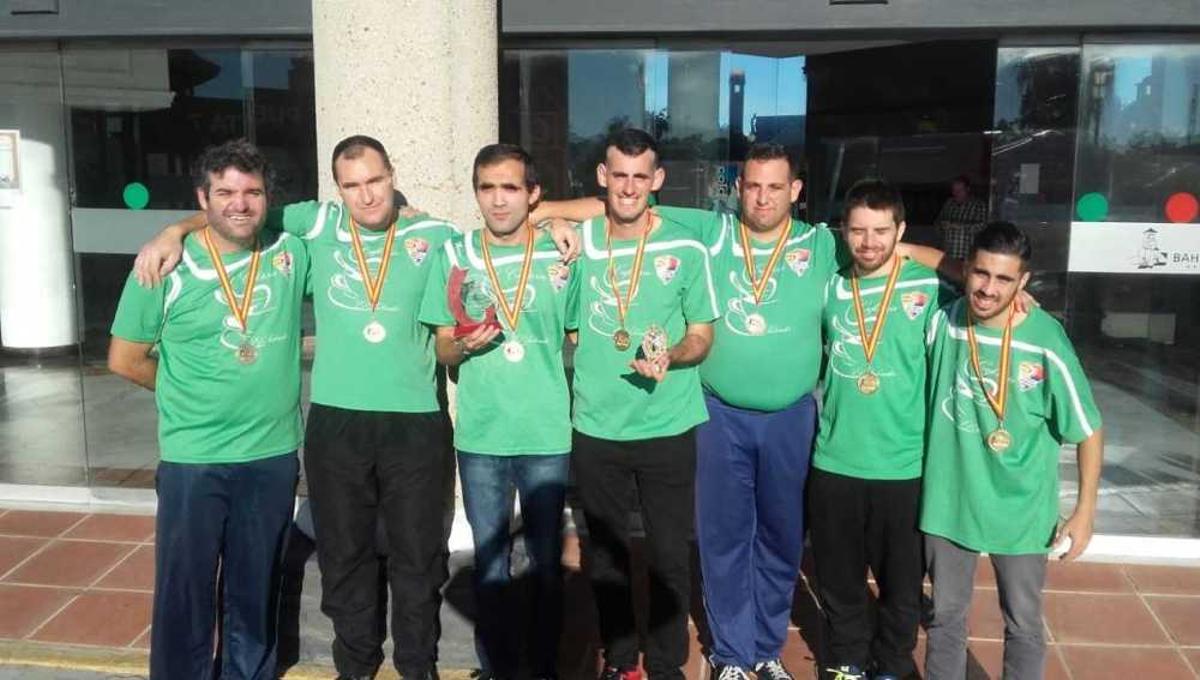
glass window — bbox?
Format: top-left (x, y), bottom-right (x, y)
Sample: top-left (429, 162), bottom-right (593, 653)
top-left (1065, 43), bottom-right (1200, 537)
top-left (500, 47), bottom-right (807, 210)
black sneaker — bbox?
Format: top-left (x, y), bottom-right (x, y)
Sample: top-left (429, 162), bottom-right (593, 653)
top-left (711, 663), bottom-right (752, 680)
top-left (754, 658), bottom-right (795, 680)
top-left (598, 666), bottom-right (642, 680)
top-left (821, 665), bottom-right (865, 680)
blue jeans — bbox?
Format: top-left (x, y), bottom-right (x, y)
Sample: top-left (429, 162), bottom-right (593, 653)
top-left (458, 451), bottom-right (569, 678)
top-left (151, 452), bottom-right (299, 680)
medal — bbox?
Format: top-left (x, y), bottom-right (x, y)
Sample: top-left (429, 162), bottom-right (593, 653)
top-left (641, 324), bottom-right (669, 362)
top-left (613, 329), bottom-right (632, 351)
top-left (363, 320), bottom-right (387, 343)
top-left (967, 304), bottom-right (1016, 454)
top-left (236, 340), bottom-right (258, 365)
top-left (202, 228), bottom-right (261, 367)
top-left (987, 428), bottom-right (1013, 453)
top-left (348, 216), bottom-right (397, 340)
top-left (605, 212), bottom-right (652, 352)
top-left (480, 221), bottom-right (535, 353)
top-left (745, 313), bottom-right (767, 336)
top-left (857, 371), bottom-right (879, 395)
top-left (502, 339), bottom-right (525, 363)
top-left (849, 255), bottom-right (902, 394)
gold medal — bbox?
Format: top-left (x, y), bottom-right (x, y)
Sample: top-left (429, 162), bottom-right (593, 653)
top-left (857, 371), bottom-right (879, 395)
top-left (349, 216), bottom-right (397, 338)
top-left (606, 212), bottom-right (652, 353)
top-left (613, 329), bottom-right (632, 351)
top-left (363, 320), bottom-right (387, 344)
top-left (236, 340), bottom-right (258, 365)
top-left (987, 428), bottom-right (1013, 453)
top-left (967, 305), bottom-right (1016, 454)
top-left (849, 255), bottom-right (902, 392)
top-left (202, 228), bottom-right (261, 366)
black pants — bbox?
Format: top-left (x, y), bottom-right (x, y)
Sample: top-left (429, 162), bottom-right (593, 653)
top-left (304, 404), bottom-right (451, 677)
top-left (572, 429), bottom-right (697, 680)
top-left (807, 468), bottom-right (923, 677)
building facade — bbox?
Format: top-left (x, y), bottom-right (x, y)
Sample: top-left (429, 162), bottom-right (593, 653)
top-left (0, 0), bottom-right (1198, 551)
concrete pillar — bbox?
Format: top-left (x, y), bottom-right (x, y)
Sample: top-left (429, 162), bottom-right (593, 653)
top-left (311, 0), bottom-right (498, 230)
top-left (0, 49), bottom-right (79, 350)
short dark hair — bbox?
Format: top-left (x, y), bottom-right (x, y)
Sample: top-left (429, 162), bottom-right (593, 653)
top-left (331, 135), bottom-right (393, 181)
top-left (742, 143), bottom-right (799, 180)
top-left (952, 174), bottom-right (971, 188)
top-left (970, 221), bottom-right (1032, 268)
top-left (192, 139), bottom-right (272, 196)
top-left (605, 128), bottom-right (658, 165)
top-left (842, 178), bottom-right (905, 224)
top-left (472, 143), bottom-right (539, 190)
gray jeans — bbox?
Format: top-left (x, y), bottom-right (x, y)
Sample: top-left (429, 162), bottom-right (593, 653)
top-left (924, 535), bottom-right (1048, 680)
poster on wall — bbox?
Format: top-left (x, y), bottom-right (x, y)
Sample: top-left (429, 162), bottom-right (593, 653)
top-left (0, 130), bottom-right (19, 208)
top-left (1069, 222), bottom-right (1200, 274)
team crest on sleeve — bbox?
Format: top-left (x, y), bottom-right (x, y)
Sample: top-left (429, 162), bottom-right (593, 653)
top-left (547, 262), bottom-right (570, 292)
top-left (1018, 361), bottom-right (1046, 391)
top-left (272, 251), bottom-right (293, 276)
top-left (405, 237), bottom-right (430, 265)
top-left (901, 291), bottom-right (929, 320)
top-left (785, 249), bottom-right (810, 276)
top-left (654, 255), bottom-right (680, 284)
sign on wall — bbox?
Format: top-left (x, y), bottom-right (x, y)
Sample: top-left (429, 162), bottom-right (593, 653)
top-left (0, 130), bottom-right (19, 191)
top-left (1069, 222), bottom-right (1200, 274)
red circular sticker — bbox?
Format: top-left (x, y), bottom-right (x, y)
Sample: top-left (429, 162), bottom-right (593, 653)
top-left (1165, 192), bottom-right (1199, 223)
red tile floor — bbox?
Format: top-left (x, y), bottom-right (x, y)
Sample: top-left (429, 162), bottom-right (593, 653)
top-left (1, 507), bottom-right (1199, 679)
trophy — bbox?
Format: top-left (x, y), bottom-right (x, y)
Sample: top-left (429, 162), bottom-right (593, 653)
top-left (641, 324), bottom-right (669, 362)
top-left (448, 266), bottom-right (500, 338)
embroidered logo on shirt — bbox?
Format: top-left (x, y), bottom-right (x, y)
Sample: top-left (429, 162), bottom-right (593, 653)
top-left (785, 248), bottom-right (810, 276)
top-left (272, 251), bottom-right (293, 276)
top-left (547, 263), bottom-right (570, 292)
top-left (1018, 361), bottom-right (1045, 392)
top-left (901, 291), bottom-right (929, 320)
top-left (405, 237), bottom-right (429, 265)
top-left (654, 255), bottom-right (680, 284)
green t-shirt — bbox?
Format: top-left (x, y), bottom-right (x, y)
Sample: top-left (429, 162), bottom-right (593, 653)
top-left (111, 229), bottom-right (309, 464)
top-left (273, 201), bottom-right (457, 412)
top-left (813, 259), bottom-right (955, 480)
top-left (418, 229), bottom-right (578, 455)
top-left (570, 213), bottom-right (720, 440)
top-left (921, 302), bottom-right (1103, 554)
top-left (664, 205), bottom-right (843, 411)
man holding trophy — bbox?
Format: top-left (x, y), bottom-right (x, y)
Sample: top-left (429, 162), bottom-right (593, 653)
top-left (419, 143), bottom-right (578, 680)
top-left (568, 128), bottom-right (719, 680)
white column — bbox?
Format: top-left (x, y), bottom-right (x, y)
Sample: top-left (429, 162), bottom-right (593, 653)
top-left (311, 0), bottom-right (498, 230)
top-left (0, 50), bottom-right (78, 350)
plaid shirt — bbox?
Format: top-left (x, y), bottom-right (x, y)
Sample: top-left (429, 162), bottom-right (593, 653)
top-left (936, 197), bottom-right (988, 260)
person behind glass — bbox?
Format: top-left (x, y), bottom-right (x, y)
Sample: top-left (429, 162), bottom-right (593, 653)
top-left (418, 144), bottom-right (579, 680)
top-left (132, 135), bottom-right (458, 680)
top-left (935, 175), bottom-right (988, 261)
top-left (108, 140), bottom-right (308, 679)
top-left (570, 128), bottom-right (719, 680)
top-left (921, 222), bottom-right (1104, 680)
top-left (807, 180), bottom-right (956, 680)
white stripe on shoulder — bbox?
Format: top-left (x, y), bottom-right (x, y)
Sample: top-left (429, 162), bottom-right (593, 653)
top-left (833, 275), bottom-right (942, 300)
top-left (442, 238), bottom-right (462, 269)
top-left (729, 220), bottom-right (817, 257)
top-left (181, 233), bottom-right (289, 280)
top-left (163, 271), bottom-right (183, 315)
top-left (463, 229), bottom-right (566, 268)
top-left (305, 202), bottom-right (334, 240)
top-left (1043, 349), bottom-right (1098, 439)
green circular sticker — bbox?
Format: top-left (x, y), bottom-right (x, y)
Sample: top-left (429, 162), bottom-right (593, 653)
top-left (122, 182), bottom-right (150, 210)
top-left (1075, 192), bottom-right (1108, 221)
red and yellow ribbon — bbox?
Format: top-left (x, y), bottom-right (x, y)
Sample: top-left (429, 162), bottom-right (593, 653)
top-left (480, 222), bottom-right (535, 333)
top-left (738, 218), bottom-right (792, 304)
top-left (348, 218), bottom-right (397, 312)
top-left (849, 256), bottom-right (902, 365)
top-left (966, 304), bottom-right (1016, 426)
top-left (201, 227), bottom-right (260, 333)
top-left (605, 211), bottom-right (653, 331)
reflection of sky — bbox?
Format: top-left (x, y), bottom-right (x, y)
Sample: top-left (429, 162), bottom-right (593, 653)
top-left (718, 54), bottom-right (806, 131)
top-left (189, 50), bottom-right (242, 100)
top-left (568, 49), bottom-right (806, 139)
top-left (1112, 56), bottom-right (1152, 106)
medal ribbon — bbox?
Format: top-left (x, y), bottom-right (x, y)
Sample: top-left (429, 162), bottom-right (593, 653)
top-left (849, 256), bottom-right (902, 365)
top-left (966, 304), bottom-right (1015, 426)
top-left (480, 222), bottom-right (535, 333)
top-left (202, 227), bottom-right (260, 333)
top-left (348, 218), bottom-right (397, 312)
top-left (738, 218), bottom-right (793, 304)
top-left (605, 211), bottom-right (653, 331)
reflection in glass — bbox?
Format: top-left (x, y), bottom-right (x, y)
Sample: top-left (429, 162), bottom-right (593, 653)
top-left (1066, 44), bottom-right (1200, 537)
